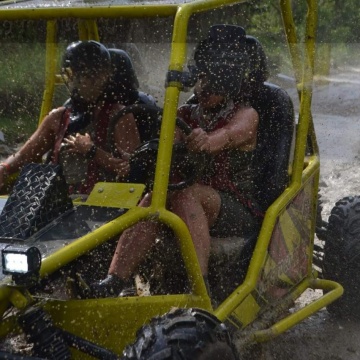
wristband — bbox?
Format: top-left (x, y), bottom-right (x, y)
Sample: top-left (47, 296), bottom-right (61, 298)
top-left (85, 144), bottom-right (97, 160)
top-left (0, 162), bottom-right (10, 174)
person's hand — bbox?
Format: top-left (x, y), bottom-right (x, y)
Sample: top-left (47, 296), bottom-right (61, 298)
top-left (185, 128), bottom-right (211, 153)
top-left (63, 133), bottom-right (93, 155)
top-left (117, 148), bottom-right (131, 161)
top-left (116, 158), bottom-right (130, 178)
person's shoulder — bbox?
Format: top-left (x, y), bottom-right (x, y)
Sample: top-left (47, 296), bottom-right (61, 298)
top-left (106, 101), bottom-right (126, 114)
top-left (48, 106), bottom-right (67, 118)
top-left (232, 102), bottom-right (259, 121)
top-left (177, 104), bottom-right (195, 117)
top-left (41, 106), bottom-right (66, 131)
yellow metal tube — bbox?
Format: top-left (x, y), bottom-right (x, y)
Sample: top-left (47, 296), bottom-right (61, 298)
top-left (215, 157), bottom-right (320, 321)
top-left (150, 87), bottom-right (180, 209)
top-left (0, 0), bottom-right (248, 22)
top-left (44, 293), bottom-right (212, 354)
top-left (39, 206), bottom-right (151, 277)
top-left (0, 6), bottom-right (178, 20)
top-left (151, 0), bottom-right (247, 207)
top-left (0, 316), bottom-right (19, 338)
top-left (252, 278), bottom-right (343, 343)
top-left (304, 0), bottom-right (320, 157)
top-left (38, 205), bottom-right (209, 298)
top-left (0, 287), bottom-right (11, 318)
top-left (280, 0), bottom-right (303, 86)
top-left (157, 209), bottom-right (211, 298)
top-left (78, 19), bottom-right (100, 40)
top-left (291, 0), bottom-right (318, 186)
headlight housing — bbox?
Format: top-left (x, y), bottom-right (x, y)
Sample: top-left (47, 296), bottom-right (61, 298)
top-left (2, 245), bottom-right (42, 285)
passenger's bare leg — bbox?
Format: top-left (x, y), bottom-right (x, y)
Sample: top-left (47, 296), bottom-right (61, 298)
top-left (89, 193), bottom-right (159, 297)
top-left (109, 220), bottom-right (159, 279)
top-left (108, 192), bottom-right (158, 280)
top-left (169, 183), bottom-right (221, 276)
top-left (90, 185), bottom-right (221, 297)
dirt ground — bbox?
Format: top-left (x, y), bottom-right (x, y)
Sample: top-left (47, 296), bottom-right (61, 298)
top-left (259, 68), bottom-right (360, 360)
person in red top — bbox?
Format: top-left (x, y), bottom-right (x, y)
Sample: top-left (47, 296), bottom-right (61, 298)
top-left (91, 25), bottom-right (263, 297)
top-left (0, 41), bottom-right (141, 195)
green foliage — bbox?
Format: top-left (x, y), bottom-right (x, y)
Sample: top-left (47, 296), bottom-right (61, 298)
top-left (1, 115), bottom-right (37, 145)
top-left (317, 0), bottom-right (360, 43)
top-left (0, 43), bottom-right (46, 144)
top-left (1, 0), bottom-right (359, 145)
top-left (244, 1), bottom-right (294, 76)
top-left (245, 0), bottom-right (360, 76)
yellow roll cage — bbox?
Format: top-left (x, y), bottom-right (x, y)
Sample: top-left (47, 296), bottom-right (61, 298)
top-left (0, 0), bottom-right (342, 354)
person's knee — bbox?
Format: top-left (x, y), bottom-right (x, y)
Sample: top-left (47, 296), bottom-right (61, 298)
top-left (138, 192), bottom-right (152, 206)
top-left (170, 185), bottom-right (198, 206)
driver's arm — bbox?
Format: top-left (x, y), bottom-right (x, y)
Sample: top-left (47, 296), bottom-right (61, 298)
top-left (186, 106), bottom-right (259, 154)
top-left (0, 108), bottom-right (63, 187)
top-left (64, 111), bottom-right (141, 180)
top-left (111, 112), bottom-right (141, 178)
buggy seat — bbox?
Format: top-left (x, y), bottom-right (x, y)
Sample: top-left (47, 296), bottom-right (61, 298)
top-left (210, 81), bottom-right (295, 283)
top-left (107, 48), bottom-right (156, 108)
top-left (106, 48), bottom-right (161, 144)
top-left (251, 82), bottom-right (295, 211)
top-left (209, 35), bottom-right (295, 301)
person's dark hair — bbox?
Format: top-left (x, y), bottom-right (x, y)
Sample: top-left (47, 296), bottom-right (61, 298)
top-left (62, 40), bottom-right (111, 75)
top-left (192, 24), bottom-right (249, 98)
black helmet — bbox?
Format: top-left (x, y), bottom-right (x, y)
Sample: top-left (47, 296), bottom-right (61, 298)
top-left (192, 24), bottom-right (249, 98)
top-left (62, 40), bottom-right (111, 75)
top-left (61, 41), bottom-right (111, 127)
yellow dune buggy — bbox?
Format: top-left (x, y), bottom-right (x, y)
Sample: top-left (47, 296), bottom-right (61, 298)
top-left (0, 0), bottom-right (343, 358)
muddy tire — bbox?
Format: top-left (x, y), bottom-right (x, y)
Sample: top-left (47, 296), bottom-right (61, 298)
top-left (323, 196), bottom-right (360, 319)
top-left (122, 308), bottom-right (239, 359)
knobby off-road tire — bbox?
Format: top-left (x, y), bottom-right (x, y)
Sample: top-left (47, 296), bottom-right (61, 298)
top-left (323, 196), bottom-right (360, 319)
top-left (122, 308), bottom-right (239, 360)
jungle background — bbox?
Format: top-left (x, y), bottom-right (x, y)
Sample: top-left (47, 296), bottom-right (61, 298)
top-left (0, 0), bottom-right (357, 145)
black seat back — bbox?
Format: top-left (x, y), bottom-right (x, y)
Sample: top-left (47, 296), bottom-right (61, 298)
top-left (64, 48), bottom-right (159, 145)
top-left (186, 32), bottom-right (295, 211)
top-left (106, 48), bottom-right (157, 107)
top-left (106, 48), bottom-right (140, 105)
top-left (244, 35), bottom-right (295, 211)
top-left (251, 83), bottom-right (295, 210)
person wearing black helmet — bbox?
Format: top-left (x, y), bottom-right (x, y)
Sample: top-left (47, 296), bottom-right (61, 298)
top-left (0, 40), bottom-right (141, 195)
top-left (90, 25), bottom-right (263, 298)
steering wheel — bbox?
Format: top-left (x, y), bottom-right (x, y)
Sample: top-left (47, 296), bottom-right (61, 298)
top-left (128, 117), bottom-right (207, 191)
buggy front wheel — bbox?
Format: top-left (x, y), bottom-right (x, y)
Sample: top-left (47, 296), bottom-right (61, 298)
top-left (122, 308), bottom-right (239, 359)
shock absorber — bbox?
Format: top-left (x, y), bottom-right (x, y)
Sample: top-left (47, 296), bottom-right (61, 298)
top-left (18, 306), bottom-right (71, 360)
